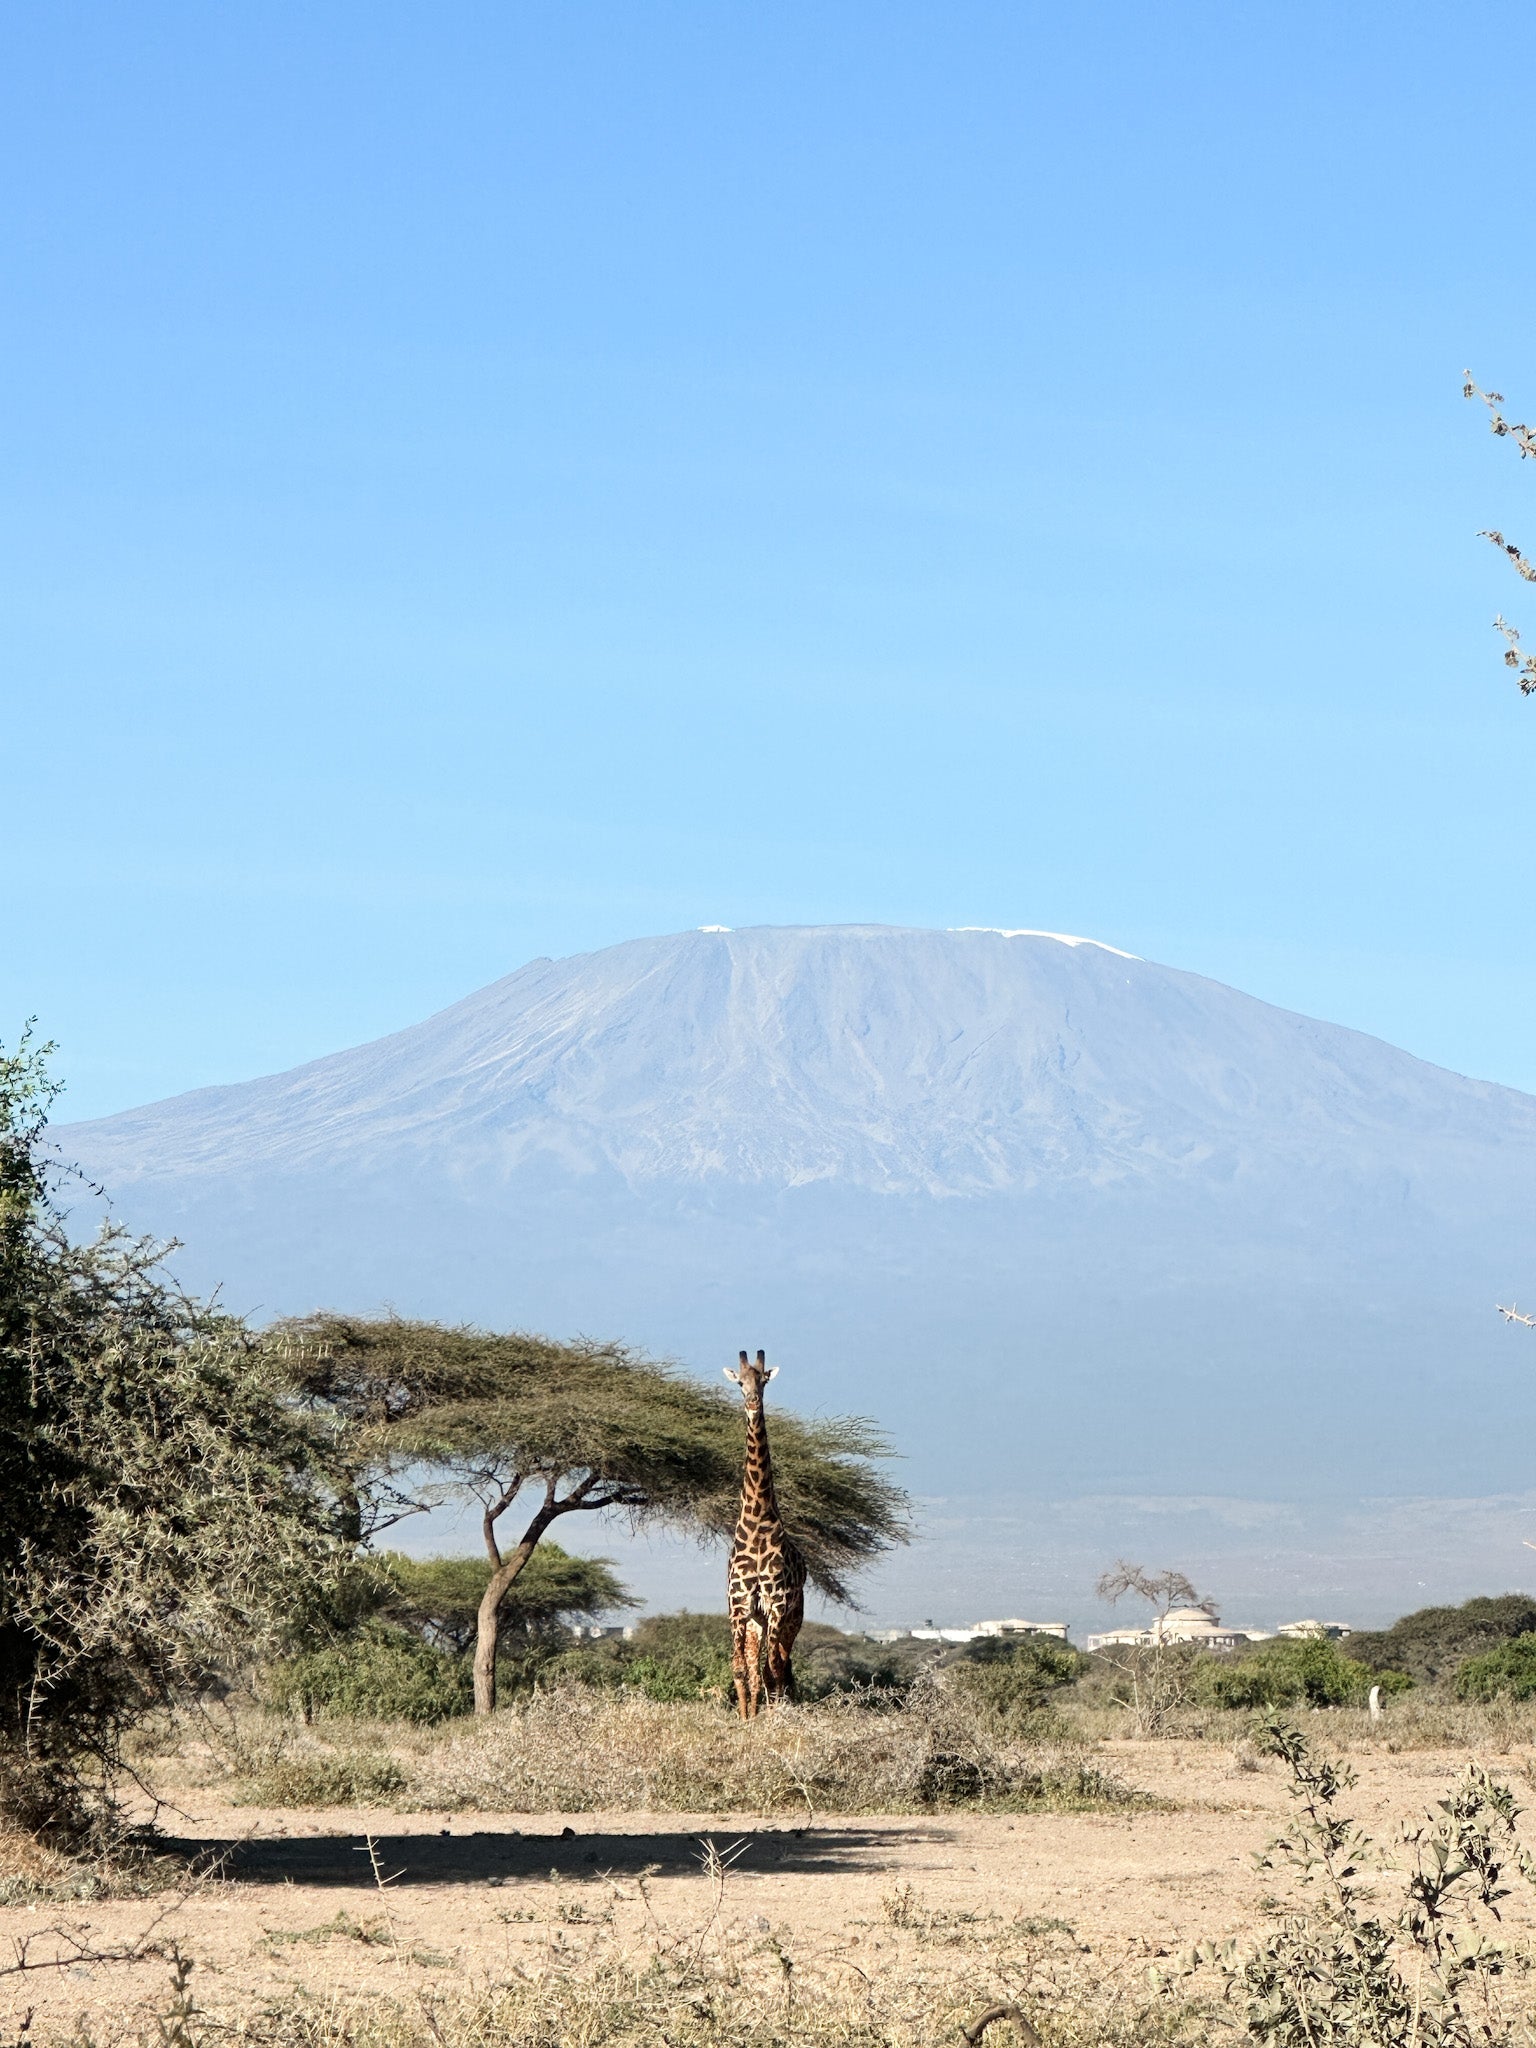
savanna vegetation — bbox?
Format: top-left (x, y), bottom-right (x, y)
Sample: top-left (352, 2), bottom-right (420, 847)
top-left (0, 1034), bottom-right (908, 1848)
top-left (15, 1028), bottom-right (1536, 2047)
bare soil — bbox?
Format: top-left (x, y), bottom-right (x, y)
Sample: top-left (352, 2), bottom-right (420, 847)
top-left (9, 1742), bottom-right (1536, 2040)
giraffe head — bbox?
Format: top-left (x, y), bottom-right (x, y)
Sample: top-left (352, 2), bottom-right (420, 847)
top-left (724, 1348), bottom-right (778, 1409)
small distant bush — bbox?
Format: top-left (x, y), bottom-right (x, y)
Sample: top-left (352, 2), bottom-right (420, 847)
top-left (949, 1636), bottom-right (1085, 1735)
top-left (528, 1611), bottom-right (733, 1701)
top-left (1455, 1632), bottom-right (1536, 1702)
top-left (538, 1612), bottom-right (921, 1706)
top-left (792, 1621), bottom-right (916, 1699)
top-left (1195, 1636), bottom-right (1408, 1710)
top-left (265, 1620), bottom-right (472, 1724)
top-left (377, 1547), bottom-right (632, 1657)
top-left (624, 1612), bottom-right (734, 1702)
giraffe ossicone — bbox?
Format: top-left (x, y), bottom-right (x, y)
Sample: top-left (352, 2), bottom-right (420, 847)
top-left (725, 1347), bottom-right (807, 1720)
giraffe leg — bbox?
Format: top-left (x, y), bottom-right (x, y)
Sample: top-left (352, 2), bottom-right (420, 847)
top-left (764, 1588), bottom-right (804, 1707)
top-left (743, 1618), bottom-right (765, 1719)
top-left (730, 1615), bottom-right (755, 1721)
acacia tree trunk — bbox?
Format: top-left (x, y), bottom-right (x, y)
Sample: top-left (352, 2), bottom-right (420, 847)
top-left (472, 1479), bottom-right (567, 1715)
top-left (473, 1545), bottom-right (537, 1714)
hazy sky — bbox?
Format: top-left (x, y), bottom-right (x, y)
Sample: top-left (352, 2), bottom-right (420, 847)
top-left (7, 2), bottom-right (1536, 1121)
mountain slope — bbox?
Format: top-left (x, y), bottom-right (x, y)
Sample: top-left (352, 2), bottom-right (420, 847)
top-left (68, 924), bottom-right (1536, 1197)
top-left (58, 925), bottom-right (1536, 1510)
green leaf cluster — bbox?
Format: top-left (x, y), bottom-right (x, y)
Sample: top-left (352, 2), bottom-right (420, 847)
top-left (1454, 1631), bottom-right (1536, 1702)
top-left (948, 1635), bottom-right (1086, 1736)
top-left (264, 1620), bottom-right (473, 1724)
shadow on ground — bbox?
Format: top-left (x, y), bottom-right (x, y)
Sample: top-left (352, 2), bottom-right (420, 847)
top-left (158, 1824), bottom-right (947, 1887)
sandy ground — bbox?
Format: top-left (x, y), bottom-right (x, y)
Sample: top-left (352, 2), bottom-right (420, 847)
top-left (8, 1742), bottom-right (1536, 2039)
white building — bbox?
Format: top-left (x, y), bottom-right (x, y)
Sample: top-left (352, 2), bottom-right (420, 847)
top-left (1086, 1605), bottom-right (1249, 1654)
top-left (1084, 1606), bottom-right (1355, 1654)
top-left (971, 1618), bottom-right (1071, 1641)
top-left (873, 1618), bottom-right (1070, 1645)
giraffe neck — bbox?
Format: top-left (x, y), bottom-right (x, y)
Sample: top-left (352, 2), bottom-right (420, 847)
top-left (739, 1400), bottom-right (782, 1526)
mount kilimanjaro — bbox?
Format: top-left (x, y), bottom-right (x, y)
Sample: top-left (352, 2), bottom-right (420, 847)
top-left (58, 924), bottom-right (1536, 1602)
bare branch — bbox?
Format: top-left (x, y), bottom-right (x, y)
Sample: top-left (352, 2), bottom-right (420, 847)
top-left (961, 2002), bottom-right (1043, 2047)
top-left (480, 1472), bottom-right (525, 1569)
top-left (0, 1885), bottom-right (194, 1980)
top-left (364, 1500), bottom-right (432, 1536)
top-left (1095, 1558), bottom-right (1205, 1618)
top-left (1465, 377), bottom-right (1536, 691)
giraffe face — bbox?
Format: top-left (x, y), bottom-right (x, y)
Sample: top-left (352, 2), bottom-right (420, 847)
top-left (724, 1347), bottom-right (778, 1407)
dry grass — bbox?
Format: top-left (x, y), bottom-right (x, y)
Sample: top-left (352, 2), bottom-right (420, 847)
top-left (1355, 1689), bottom-right (1536, 1753)
top-left (207, 1683), bottom-right (1151, 1819)
top-left (73, 1885), bottom-right (1194, 2047)
top-left (0, 1818), bottom-right (79, 1903)
top-left (1069, 1692), bottom-right (1536, 1754)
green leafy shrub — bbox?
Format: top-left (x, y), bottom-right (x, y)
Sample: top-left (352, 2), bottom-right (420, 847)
top-left (949, 1636), bottom-right (1086, 1735)
top-left (792, 1621), bottom-right (916, 1699)
top-left (1455, 1631), bottom-right (1536, 1702)
top-left (1346, 1595), bottom-right (1536, 1684)
top-left (527, 1611), bottom-right (735, 1700)
top-left (265, 1620), bottom-right (472, 1724)
top-left (524, 1610), bottom-right (918, 1705)
top-left (1194, 1635), bottom-right (1407, 1710)
top-left (620, 1611), bottom-right (733, 1701)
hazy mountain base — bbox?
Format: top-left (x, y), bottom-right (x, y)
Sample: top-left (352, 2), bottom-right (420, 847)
top-left (387, 1481), bottom-right (1536, 1637)
top-left (69, 1165), bottom-right (1536, 1503)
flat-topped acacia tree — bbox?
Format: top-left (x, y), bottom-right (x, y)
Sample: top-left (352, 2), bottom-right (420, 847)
top-left (270, 1314), bottom-right (910, 1713)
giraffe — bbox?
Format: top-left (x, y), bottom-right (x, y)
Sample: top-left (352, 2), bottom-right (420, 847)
top-left (724, 1348), bottom-right (807, 1720)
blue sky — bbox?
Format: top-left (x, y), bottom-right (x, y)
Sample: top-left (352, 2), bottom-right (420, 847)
top-left (6, 2), bottom-right (1536, 1120)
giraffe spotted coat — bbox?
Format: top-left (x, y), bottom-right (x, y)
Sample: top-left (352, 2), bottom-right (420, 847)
top-left (724, 1349), bottom-right (807, 1719)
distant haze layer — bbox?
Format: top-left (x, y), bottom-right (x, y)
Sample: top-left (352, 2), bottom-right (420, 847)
top-left (58, 925), bottom-right (1536, 1624)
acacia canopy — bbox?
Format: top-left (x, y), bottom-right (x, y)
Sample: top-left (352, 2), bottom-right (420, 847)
top-left (270, 1314), bottom-right (909, 1710)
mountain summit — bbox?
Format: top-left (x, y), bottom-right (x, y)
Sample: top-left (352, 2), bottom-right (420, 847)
top-left (60, 925), bottom-right (1536, 1511)
top-left (68, 923), bottom-right (1534, 1200)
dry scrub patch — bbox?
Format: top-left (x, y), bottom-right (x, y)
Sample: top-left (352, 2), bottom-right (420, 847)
top-left (173, 1687), bottom-right (1150, 1820)
top-left (409, 1688), bottom-right (1146, 1817)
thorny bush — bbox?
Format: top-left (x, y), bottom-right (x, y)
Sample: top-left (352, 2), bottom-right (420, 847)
top-left (0, 1030), bottom-right (350, 1842)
